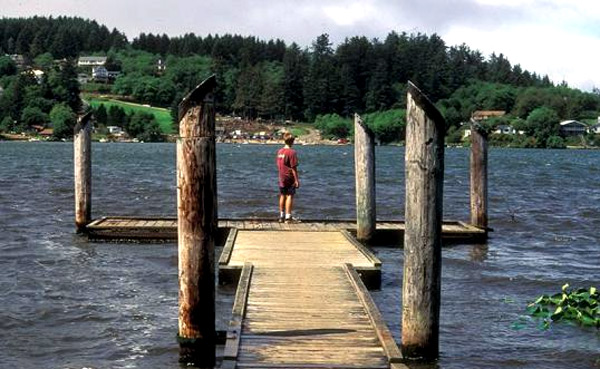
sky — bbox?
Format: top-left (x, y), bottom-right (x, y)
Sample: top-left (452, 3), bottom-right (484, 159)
top-left (3, 0), bottom-right (599, 91)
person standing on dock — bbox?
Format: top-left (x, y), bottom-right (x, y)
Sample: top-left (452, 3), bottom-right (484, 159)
top-left (276, 132), bottom-right (300, 223)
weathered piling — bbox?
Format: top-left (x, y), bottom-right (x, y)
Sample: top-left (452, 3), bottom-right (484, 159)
top-left (354, 113), bottom-right (376, 243)
top-left (470, 123), bottom-right (488, 230)
top-left (402, 82), bottom-right (445, 360)
top-left (176, 75), bottom-right (217, 366)
top-left (74, 112), bottom-right (93, 233)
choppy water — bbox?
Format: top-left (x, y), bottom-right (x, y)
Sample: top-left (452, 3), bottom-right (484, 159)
top-left (0, 142), bottom-right (598, 369)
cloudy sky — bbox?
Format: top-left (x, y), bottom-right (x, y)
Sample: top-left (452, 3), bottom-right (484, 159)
top-left (3, 0), bottom-right (599, 90)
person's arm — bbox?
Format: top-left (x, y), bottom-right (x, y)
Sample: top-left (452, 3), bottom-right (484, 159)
top-left (291, 167), bottom-right (300, 188)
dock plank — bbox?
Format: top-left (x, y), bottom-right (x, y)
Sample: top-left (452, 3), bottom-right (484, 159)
top-left (222, 230), bottom-right (402, 368)
top-left (84, 217), bottom-right (486, 243)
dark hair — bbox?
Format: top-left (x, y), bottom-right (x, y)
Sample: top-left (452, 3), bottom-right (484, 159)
top-left (283, 132), bottom-right (295, 145)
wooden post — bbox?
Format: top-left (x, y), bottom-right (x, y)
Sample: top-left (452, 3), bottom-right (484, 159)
top-left (74, 112), bottom-right (93, 233)
top-left (402, 82), bottom-right (445, 360)
top-left (470, 123), bottom-right (488, 230)
top-left (176, 75), bottom-right (217, 366)
top-left (354, 113), bottom-right (376, 243)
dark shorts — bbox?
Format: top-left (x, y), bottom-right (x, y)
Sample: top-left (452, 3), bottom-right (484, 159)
top-left (279, 186), bottom-right (296, 196)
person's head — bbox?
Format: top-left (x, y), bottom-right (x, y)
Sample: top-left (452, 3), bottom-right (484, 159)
top-left (283, 132), bottom-right (295, 146)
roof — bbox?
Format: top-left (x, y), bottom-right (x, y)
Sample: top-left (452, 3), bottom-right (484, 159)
top-left (559, 120), bottom-right (586, 127)
top-left (472, 110), bottom-right (506, 120)
top-left (79, 56), bottom-right (107, 61)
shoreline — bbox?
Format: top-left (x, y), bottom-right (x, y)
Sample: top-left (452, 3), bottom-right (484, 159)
top-left (3, 133), bottom-right (599, 150)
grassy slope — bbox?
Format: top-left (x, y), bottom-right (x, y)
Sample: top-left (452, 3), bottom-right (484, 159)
top-left (86, 97), bottom-right (174, 134)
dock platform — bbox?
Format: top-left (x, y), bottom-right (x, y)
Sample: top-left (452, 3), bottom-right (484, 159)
top-left (84, 216), bottom-right (486, 244)
top-left (220, 230), bottom-right (407, 369)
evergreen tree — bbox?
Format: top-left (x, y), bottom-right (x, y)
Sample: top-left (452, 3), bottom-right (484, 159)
top-left (304, 34), bottom-right (336, 121)
top-left (282, 43), bottom-right (306, 121)
top-left (365, 59), bottom-right (393, 112)
top-left (0, 56), bottom-right (17, 77)
top-left (95, 104), bottom-right (108, 125)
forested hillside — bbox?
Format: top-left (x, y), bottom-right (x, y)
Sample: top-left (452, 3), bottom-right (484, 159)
top-left (1, 16), bottom-right (599, 146)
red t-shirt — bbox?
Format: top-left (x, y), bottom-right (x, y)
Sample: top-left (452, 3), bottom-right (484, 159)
top-left (276, 147), bottom-right (298, 188)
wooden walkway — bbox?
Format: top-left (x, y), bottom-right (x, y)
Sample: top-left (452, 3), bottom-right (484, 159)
top-left (84, 216), bottom-right (486, 243)
top-left (220, 230), bottom-right (407, 369)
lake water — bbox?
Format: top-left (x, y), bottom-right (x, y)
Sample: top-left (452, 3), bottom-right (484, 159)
top-left (0, 142), bottom-right (598, 369)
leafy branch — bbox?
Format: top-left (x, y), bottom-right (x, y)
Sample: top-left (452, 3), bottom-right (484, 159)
top-left (526, 284), bottom-right (599, 329)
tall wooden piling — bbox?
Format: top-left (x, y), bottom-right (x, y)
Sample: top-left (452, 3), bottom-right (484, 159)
top-left (74, 112), bottom-right (92, 233)
top-left (354, 114), bottom-right (376, 243)
top-left (176, 75), bottom-right (217, 366)
top-left (402, 82), bottom-right (445, 360)
top-left (470, 123), bottom-right (488, 230)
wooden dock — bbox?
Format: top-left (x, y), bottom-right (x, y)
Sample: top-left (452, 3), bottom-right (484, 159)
top-left (220, 230), bottom-right (407, 369)
top-left (84, 216), bottom-right (486, 244)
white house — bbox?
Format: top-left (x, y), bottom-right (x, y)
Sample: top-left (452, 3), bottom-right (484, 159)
top-left (78, 56), bottom-right (107, 67)
top-left (32, 69), bottom-right (44, 84)
top-left (560, 120), bottom-right (587, 136)
top-left (92, 66), bottom-right (109, 81)
top-left (107, 126), bottom-right (124, 135)
top-left (589, 123), bottom-right (600, 134)
top-left (494, 125), bottom-right (516, 135)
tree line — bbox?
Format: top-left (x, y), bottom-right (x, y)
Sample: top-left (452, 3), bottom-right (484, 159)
top-left (1, 16), bottom-right (600, 146)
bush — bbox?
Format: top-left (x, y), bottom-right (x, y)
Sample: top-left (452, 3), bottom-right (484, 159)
top-left (363, 109), bottom-right (406, 144)
top-left (0, 116), bottom-right (15, 132)
top-left (127, 111), bottom-right (164, 142)
top-left (50, 103), bottom-right (76, 139)
top-left (20, 106), bottom-right (48, 129)
top-left (314, 113), bottom-right (352, 139)
top-left (546, 135), bottom-right (566, 149)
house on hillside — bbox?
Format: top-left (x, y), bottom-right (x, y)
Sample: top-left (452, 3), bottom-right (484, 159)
top-left (559, 120), bottom-right (587, 136)
top-left (156, 59), bottom-right (166, 73)
top-left (92, 66), bottom-right (109, 81)
top-left (494, 125), bottom-right (516, 135)
top-left (471, 110), bottom-right (506, 121)
top-left (107, 126), bottom-right (124, 135)
top-left (78, 56), bottom-right (107, 67)
top-left (589, 123), bottom-right (600, 134)
top-left (32, 69), bottom-right (44, 84)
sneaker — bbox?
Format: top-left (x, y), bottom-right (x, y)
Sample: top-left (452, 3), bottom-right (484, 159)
top-left (284, 216), bottom-right (301, 224)
top-left (278, 216), bottom-right (285, 223)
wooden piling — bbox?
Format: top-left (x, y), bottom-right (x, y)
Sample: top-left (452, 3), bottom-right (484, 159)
top-left (74, 112), bottom-right (92, 233)
top-left (402, 82), bottom-right (445, 360)
top-left (354, 113), bottom-right (376, 243)
top-left (176, 75), bottom-right (217, 366)
top-left (470, 123), bottom-right (488, 230)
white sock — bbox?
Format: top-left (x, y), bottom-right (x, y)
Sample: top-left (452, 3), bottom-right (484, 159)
top-left (280, 211), bottom-right (285, 218)
top-left (285, 213), bottom-right (291, 219)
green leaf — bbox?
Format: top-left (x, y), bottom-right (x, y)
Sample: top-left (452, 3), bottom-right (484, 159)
top-left (549, 293), bottom-right (563, 305)
top-left (532, 306), bottom-right (550, 318)
top-left (551, 306), bottom-right (564, 321)
top-left (534, 295), bottom-right (549, 305)
top-left (579, 313), bottom-right (596, 327)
